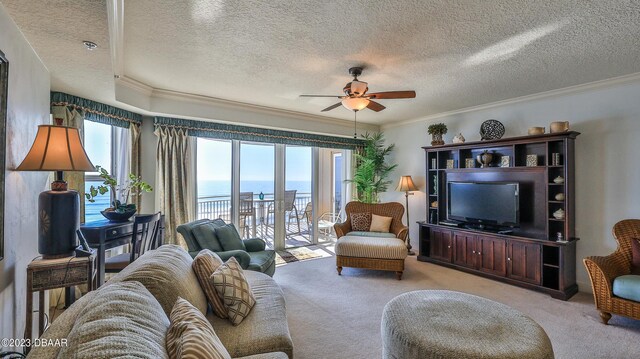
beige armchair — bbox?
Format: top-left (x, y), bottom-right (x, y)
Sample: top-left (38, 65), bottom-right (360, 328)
top-left (334, 201), bottom-right (408, 240)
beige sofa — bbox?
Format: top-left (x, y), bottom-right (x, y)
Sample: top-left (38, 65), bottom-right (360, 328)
top-left (27, 245), bottom-right (293, 358)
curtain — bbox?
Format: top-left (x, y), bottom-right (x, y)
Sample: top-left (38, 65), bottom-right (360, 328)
top-left (113, 126), bottom-right (130, 204)
top-left (51, 105), bottom-right (86, 221)
top-left (155, 126), bottom-right (195, 246)
top-left (129, 123), bottom-right (142, 210)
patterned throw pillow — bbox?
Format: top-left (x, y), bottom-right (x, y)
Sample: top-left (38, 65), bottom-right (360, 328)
top-left (166, 297), bottom-right (232, 359)
top-left (351, 212), bottom-right (372, 231)
top-left (193, 250), bottom-right (228, 319)
top-left (370, 214), bottom-right (393, 233)
top-left (211, 257), bottom-right (256, 326)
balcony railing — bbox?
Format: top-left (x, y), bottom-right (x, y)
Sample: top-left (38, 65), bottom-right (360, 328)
top-left (197, 193), bottom-right (312, 221)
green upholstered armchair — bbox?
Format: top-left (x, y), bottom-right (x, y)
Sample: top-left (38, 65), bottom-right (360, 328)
top-left (177, 218), bottom-right (276, 277)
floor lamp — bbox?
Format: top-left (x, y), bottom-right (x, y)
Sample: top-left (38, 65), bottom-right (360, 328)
top-left (396, 175), bottom-right (418, 255)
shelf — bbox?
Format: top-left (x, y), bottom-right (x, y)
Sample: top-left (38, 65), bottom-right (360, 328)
top-left (548, 183), bottom-right (565, 186)
top-left (547, 165), bottom-right (564, 168)
top-left (429, 207), bottom-right (438, 210)
top-left (548, 200), bottom-right (564, 204)
top-left (549, 218), bottom-right (565, 221)
top-left (543, 263), bottom-right (560, 268)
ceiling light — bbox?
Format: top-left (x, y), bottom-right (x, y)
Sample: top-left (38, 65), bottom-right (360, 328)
top-left (341, 97), bottom-right (370, 111)
top-left (83, 41), bottom-right (98, 50)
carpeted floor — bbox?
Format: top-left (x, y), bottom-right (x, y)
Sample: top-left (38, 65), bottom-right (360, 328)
top-left (274, 255), bottom-right (640, 359)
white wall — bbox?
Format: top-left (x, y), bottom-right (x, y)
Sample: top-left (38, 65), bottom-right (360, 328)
top-left (380, 78), bottom-right (640, 292)
top-left (0, 3), bottom-right (50, 344)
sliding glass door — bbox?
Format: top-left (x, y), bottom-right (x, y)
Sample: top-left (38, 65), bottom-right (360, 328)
top-left (239, 142), bottom-right (275, 244)
top-left (283, 145), bottom-right (314, 248)
top-left (196, 138), bottom-right (232, 221)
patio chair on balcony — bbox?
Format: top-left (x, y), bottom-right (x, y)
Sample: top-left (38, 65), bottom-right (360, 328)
top-left (239, 191), bottom-right (256, 238)
top-left (266, 189), bottom-right (301, 235)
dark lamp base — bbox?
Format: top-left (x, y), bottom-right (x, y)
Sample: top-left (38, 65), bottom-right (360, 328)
top-left (38, 189), bottom-right (80, 258)
top-left (42, 252), bottom-right (75, 259)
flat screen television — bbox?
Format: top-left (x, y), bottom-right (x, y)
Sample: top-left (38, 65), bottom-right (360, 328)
top-left (447, 182), bottom-right (520, 227)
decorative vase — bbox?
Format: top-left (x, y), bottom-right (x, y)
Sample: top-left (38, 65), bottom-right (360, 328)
top-left (555, 193), bottom-right (565, 201)
top-left (553, 176), bottom-right (565, 184)
top-left (528, 127), bottom-right (545, 135)
top-left (476, 150), bottom-right (493, 168)
top-left (259, 192), bottom-right (265, 200)
top-left (553, 208), bottom-right (565, 220)
top-left (431, 133), bottom-right (445, 146)
top-left (550, 121), bottom-right (570, 133)
top-left (452, 133), bottom-right (465, 143)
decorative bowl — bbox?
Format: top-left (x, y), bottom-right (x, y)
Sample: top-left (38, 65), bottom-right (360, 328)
top-left (101, 209), bottom-right (136, 222)
top-left (528, 127), bottom-right (545, 135)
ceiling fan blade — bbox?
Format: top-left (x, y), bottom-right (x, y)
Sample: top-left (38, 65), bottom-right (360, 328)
top-left (366, 100), bottom-right (386, 112)
top-left (366, 91), bottom-right (416, 99)
top-left (321, 102), bottom-right (343, 112)
top-left (300, 95), bottom-right (344, 98)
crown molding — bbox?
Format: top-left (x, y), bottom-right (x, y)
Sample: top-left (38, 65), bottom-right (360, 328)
top-left (381, 71), bottom-right (640, 130)
top-left (106, 0), bottom-right (124, 77)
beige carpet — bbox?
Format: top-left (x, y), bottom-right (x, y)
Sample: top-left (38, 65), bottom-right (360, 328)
top-left (273, 255), bottom-right (640, 359)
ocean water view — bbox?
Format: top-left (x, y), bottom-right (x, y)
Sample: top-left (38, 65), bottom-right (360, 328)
top-left (85, 180), bottom-right (313, 223)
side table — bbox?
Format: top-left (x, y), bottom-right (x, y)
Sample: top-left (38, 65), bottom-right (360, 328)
top-left (25, 255), bottom-right (95, 352)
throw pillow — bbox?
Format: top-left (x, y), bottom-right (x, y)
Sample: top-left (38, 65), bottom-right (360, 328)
top-left (193, 249), bottom-right (228, 319)
top-left (166, 297), bottom-right (232, 359)
top-left (631, 238), bottom-right (640, 275)
top-left (57, 281), bottom-right (169, 359)
top-left (351, 212), bottom-right (372, 232)
top-left (370, 214), bottom-right (393, 233)
top-left (192, 222), bottom-right (224, 252)
top-left (211, 257), bottom-right (256, 325)
top-left (215, 224), bottom-right (246, 251)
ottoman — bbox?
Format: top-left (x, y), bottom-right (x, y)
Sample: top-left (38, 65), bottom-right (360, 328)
top-left (381, 290), bottom-right (554, 359)
top-left (335, 235), bottom-right (408, 280)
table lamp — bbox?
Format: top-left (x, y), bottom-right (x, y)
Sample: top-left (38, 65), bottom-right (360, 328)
top-left (17, 119), bottom-right (95, 258)
top-left (396, 175), bottom-right (418, 255)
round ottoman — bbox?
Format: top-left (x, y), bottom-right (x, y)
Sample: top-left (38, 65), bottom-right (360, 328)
top-left (381, 290), bottom-right (554, 359)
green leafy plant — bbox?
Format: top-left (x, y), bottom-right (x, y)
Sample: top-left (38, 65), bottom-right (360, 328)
top-left (427, 123), bottom-right (448, 135)
top-left (348, 132), bottom-right (398, 204)
top-left (84, 166), bottom-right (153, 213)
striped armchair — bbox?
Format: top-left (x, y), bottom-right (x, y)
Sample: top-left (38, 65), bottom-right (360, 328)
top-left (583, 219), bottom-right (640, 324)
top-left (334, 201), bottom-right (408, 240)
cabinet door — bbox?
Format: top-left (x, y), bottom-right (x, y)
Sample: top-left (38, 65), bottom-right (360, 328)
top-left (507, 241), bottom-right (541, 284)
top-left (477, 235), bottom-right (507, 276)
top-left (453, 233), bottom-right (476, 268)
top-left (430, 228), bottom-right (452, 263)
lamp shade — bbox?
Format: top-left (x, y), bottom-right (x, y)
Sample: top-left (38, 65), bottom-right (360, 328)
top-left (16, 125), bottom-right (95, 172)
top-left (341, 97), bottom-right (370, 111)
top-left (396, 175), bottom-right (418, 192)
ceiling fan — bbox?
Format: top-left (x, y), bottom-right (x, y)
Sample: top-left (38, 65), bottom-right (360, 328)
top-left (300, 67), bottom-right (416, 113)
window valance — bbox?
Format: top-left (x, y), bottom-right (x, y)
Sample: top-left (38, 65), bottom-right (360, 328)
top-left (154, 116), bottom-right (364, 150)
top-left (51, 92), bottom-right (142, 128)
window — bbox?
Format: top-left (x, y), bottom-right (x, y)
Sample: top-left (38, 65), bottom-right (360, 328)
top-left (84, 121), bottom-right (113, 222)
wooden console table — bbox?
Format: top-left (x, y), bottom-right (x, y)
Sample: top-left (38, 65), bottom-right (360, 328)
top-left (25, 255), bottom-right (95, 350)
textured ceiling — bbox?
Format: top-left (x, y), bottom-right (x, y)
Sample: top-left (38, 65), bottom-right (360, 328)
top-left (3, 0), bottom-right (640, 125)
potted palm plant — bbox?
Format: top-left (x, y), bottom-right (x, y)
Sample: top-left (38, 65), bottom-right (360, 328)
top-left (349, 133), bottom-right (397, 204)
top-left (85, 166), bottom-right (153, 222)
top-left (427, 123), bottom-right (447, 146)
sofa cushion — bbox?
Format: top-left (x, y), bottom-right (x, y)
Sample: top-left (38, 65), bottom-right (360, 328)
top-left (166, 297), bottom-right (232, 359)
top-left (212, 257), bottom-right (256, 325)
top-left (348, 231), bottom-right (397, 238)
top-left (351, 212), bottom-right (372, 231)
top-left (216, 224), bottom-right (247, 251)
top-left (631, 238), bottom-right (640, 275)
top-left (370, 214), bottom-right (393, 232)
top-left (192, 222), bottom-right (224, 252)
top-left (612, 275), bottom-right (640, 302)
top-left (193, 249), bottom-right (228, 319)
top-left (208, 271), bottom-right (293, 358)
top-left (108, 244), bottom-right (208, 316)
top-left (57, 281), bottom-right (169, 359)
top-left (335, 235), bottom-right (408, 260)
top-left (248, 250), bottom-right (277, 273)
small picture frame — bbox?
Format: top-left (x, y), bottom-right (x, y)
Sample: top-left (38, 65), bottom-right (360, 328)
top-left (500, 156), bottom-right (510, 168)
top-left (465, 158), bottom-right (475, 168)
top-left (446, 159), bottom-right (455, 169)
top-left (526, 154), bottom-right (538, 167)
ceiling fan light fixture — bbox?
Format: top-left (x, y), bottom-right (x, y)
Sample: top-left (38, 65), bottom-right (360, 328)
top-left (349, 80), bottom-right (368, 96)
top-left (341, 97), bottom-right (370, 111)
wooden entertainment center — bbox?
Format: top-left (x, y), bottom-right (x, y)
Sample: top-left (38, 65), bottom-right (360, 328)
top-left (418, 131), bottom-right (580, 300)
